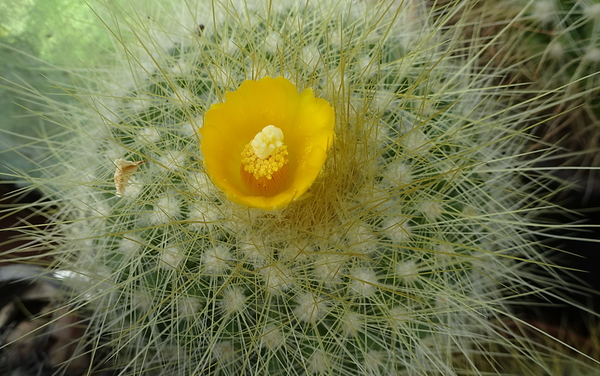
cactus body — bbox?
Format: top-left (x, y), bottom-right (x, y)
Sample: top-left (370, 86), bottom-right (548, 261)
top-left (5, 0), bottom-right (599, 375)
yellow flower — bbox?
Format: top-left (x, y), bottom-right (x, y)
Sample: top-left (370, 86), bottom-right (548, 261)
top-left (200, 77), bottom-right (335, 210)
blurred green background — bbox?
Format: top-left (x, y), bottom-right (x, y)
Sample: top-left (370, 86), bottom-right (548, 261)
top-left (0, 0), bottom-right (116, 182)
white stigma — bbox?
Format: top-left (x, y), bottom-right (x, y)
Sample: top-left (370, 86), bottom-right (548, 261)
top-left (251, 125), bottom-right (284, 159)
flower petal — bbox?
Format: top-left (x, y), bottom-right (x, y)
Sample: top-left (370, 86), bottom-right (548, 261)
top-left (200, 76), bottom-right (335, 210)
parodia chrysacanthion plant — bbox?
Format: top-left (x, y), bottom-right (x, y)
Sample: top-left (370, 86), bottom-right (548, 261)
top-left (2, 0), bottom-right (600, 375)
top-left (461, 0), bottom-right (600, 169)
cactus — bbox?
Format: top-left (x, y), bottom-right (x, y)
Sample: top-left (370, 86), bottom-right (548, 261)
top-left (3, 0), bottom-right (599, 375)
top-left (524, 0), bottom-right (600, 168)
top-left (459, 0), bottom-right (600, 168)
top-left (525, 0), bottom-right (600, 83)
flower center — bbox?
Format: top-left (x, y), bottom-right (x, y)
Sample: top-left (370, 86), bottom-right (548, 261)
top-left (240, 125), bottom-right (289, 196)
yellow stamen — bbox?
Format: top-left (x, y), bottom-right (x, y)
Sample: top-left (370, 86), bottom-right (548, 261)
top-left (241, 125), bottom-right (289, 195)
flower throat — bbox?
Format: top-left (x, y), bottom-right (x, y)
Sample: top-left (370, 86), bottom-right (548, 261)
top-left (240, 125), bottom-right (289, 196)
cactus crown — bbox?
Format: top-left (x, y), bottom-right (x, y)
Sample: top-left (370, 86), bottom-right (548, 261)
top-left (3, 0), bottom-right (599, 375)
